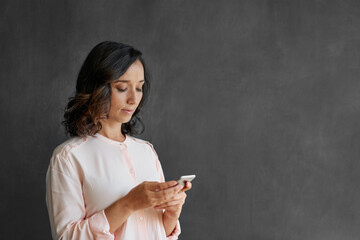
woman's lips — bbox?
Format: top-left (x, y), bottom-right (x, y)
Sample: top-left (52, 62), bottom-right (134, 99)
top-left (122, 109), bottom-right (135, 114)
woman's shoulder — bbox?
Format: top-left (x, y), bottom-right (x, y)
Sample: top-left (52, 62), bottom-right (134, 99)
top-left (127, 135), bottom-right (158, 156)
top-left (51, 136), bottom-right (88, 161)
top-left (127, 135), bottom-right (152, 145)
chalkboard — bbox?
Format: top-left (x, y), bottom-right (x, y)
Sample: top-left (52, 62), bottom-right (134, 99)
top-left (1, 0), bottom-right (360, 239)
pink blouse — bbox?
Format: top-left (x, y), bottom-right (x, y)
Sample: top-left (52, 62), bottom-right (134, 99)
top-left (46, 133), bottom-right (181, 240)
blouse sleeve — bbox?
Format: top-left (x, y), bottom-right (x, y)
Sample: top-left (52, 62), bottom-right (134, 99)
top-left (149, 143), bottom-right (182, 240)
top-left (45, 154), bottom-right (114, 240)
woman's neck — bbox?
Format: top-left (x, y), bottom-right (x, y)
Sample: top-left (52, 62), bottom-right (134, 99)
top-left (98, 120), bottom-right (125, 142)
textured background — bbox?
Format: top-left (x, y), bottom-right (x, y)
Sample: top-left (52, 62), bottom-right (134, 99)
top-left (1, 0), bottom-right (360, 239)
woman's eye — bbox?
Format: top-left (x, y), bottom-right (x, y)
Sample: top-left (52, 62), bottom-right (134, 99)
top-left (116, 88), bottom-right (127, 92)
top-left (115, 87), bottom-right (142, 93)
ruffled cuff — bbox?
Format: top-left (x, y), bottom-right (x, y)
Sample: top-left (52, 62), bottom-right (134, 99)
top-left (89, 210), bottom-right (115, 239)
top-left (166, 220), bottom-right (181, 240)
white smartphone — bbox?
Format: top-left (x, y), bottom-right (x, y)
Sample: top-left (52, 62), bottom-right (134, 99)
top-left (177, 175), bottom-right (196, 188)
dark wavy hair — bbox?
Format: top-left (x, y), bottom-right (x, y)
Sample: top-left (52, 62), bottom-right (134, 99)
top-left (62, 41), bottom-right (150, 137)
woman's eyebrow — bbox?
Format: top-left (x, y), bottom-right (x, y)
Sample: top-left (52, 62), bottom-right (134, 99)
top-left (114, 80), bottom-right (145, 83)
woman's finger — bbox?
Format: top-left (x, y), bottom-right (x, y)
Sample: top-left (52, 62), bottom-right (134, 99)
top-left (154, 199), bottom-right (184, 209)
top-left (155, 198), bottom-right (183, 207)
top-left (181, 181), bottom-right (192, 192)
top-left (154, 193), bottom-right (186, 208)
top-left (146, 181), bottom-right (178, 191)
top-left (150, 184), bottom-right (183, 204)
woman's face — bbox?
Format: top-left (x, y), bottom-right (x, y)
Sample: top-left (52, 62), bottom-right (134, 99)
top-left (107, 59), bottom-right (144, 124)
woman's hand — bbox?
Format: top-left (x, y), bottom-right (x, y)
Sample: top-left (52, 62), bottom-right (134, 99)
top-left (105, 181), bottom-right (182, 234)
top-left (154, 181), bottom-right (192, 219)
top-left (123, 181), bottom-right (183, 212)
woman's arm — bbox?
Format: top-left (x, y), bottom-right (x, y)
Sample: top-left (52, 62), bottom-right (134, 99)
top-left (145, 141), bottom-right (193, 238)
top-left (46, 164), bottom-right (115, 240)
top-left (163, 209), bottom-right (182, 236)
top-left (156, 182), bottom-right (192, 236)
top-left (104, 197), bottom-right (133, 234)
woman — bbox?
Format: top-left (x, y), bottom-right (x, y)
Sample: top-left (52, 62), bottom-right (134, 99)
top-left (46, 41), bottom-right (191, 240)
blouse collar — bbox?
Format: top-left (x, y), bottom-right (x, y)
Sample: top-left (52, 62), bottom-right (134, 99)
top-left (93, 133), bottom-right (130, 146)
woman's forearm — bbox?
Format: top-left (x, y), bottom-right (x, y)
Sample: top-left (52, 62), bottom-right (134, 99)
top-left (162, 211), bottom-right (179, 236)
top-left (104, 196), bottom-right (133, 234)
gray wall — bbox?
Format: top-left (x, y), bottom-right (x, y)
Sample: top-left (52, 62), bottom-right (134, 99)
top-left (1, 0), bottom-right (360, 239)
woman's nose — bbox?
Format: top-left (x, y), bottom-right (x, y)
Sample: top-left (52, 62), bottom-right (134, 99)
top-left (127, 89), bottom-right (137, 104)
